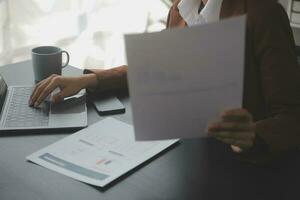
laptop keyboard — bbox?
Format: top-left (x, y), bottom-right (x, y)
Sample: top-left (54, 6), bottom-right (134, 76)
top-left (4, 87), bottom-right (49, 128)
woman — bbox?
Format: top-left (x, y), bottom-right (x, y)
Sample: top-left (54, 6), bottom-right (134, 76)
top-left (29, 0), bottom-right (300, 164)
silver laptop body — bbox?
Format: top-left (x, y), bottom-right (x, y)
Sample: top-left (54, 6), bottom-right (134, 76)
top-left (0, 76), bottom-right (87, 131)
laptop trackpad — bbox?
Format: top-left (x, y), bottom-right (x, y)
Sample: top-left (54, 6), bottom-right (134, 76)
top-left (51, 95), bottom-right (86, 114)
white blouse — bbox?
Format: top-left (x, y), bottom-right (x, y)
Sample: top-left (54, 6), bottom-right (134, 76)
top-left (177, 0), bottom-right (223, 26)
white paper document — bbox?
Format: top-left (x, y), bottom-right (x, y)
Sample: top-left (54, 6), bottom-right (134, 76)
top-left (125, 16), bottom-right (246, 140)
top-left (27, 118), bottom-right (178, 187)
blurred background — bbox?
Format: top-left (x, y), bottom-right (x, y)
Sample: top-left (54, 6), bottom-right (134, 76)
top-left (0, 0), bottom-right (294, 70)
top-left (0, 0), bottom-right (172, 69)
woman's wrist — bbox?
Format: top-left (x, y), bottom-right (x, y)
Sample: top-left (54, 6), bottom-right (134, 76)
top-left (79, 74), bottom-right (99, 89)
top-left (81, 66), bottom-right (128, 92)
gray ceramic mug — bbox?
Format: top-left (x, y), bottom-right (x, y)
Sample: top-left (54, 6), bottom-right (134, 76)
top-left (32, 46), bottom-right (70, 82)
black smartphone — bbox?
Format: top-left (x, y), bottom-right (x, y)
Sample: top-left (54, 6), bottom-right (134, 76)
top-left (91, 96), bottom-right (125, 116)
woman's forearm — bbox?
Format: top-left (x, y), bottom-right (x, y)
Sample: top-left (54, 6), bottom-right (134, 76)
top-left (84, 65), bottom-right (128, 92)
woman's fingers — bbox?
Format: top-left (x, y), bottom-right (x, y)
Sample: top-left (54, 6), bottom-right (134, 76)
top-left (30, 75), bottom-right (54, 104)
top-left (215, 136), bottom-right (254, 150)
top-left (35, 79), bottom-right (58, 106)
top-left (29, 79), bottom-right (47, 105)
top-left (207, 108), bottom-right (256, 151)
top-left (208, 121), bottom-right (255, 132)
top-left (211, 131), bottom-right (255, 141)
top-left (221, 108), bottom-right (253, 122)
top-left (30, 82), bottom-right (50, 106)
top-left (29, 75), bottom-right (61, 107)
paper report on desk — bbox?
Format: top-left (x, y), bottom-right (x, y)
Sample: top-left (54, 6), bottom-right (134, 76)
top-left (27, 118), bottom-right (178, 187)
top-left (125, 16), bottom-right (246, 140)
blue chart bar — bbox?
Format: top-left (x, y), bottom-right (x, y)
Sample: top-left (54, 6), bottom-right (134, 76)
top-left (39, 153), bottom-right (109, 181)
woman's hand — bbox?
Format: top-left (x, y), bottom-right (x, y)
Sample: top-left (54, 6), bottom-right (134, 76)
top-left (207, 108), bottom-right (256, 153)
top-left (29, 73), bottom-right (98, 107)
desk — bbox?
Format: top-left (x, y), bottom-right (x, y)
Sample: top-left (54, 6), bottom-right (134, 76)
top-left (1, 61), bottom-right (300, 200)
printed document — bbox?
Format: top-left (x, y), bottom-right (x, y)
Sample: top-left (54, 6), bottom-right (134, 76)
top-left (125, 16), bottom-right (246, 140)
top-left (27, 118), bottom-right (178, 187)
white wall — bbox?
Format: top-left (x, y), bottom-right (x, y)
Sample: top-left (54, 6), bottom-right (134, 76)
top-left (292, 29), bottom-right (300, 46)
top-left (279, 0), bottom-right (300, 45)
top-left (279, 0), bottom-right (289, 8)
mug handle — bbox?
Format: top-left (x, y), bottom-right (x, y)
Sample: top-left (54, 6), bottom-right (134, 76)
top-left (61, 50), bottom-right (70, 68)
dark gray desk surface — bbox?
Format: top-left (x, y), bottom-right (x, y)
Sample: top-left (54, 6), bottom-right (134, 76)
top-left (1, 61), bottom-right (300, 200)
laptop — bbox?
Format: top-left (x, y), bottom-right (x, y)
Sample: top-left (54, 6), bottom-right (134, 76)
top-left (0, 74), bottom-right (87, 131)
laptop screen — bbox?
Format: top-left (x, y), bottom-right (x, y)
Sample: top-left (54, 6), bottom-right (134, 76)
top-left (0, 75), bottom-right (7, 119)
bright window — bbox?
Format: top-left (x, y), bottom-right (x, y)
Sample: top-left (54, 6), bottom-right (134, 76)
top-left (0, 0), bottom-right (171, 69)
